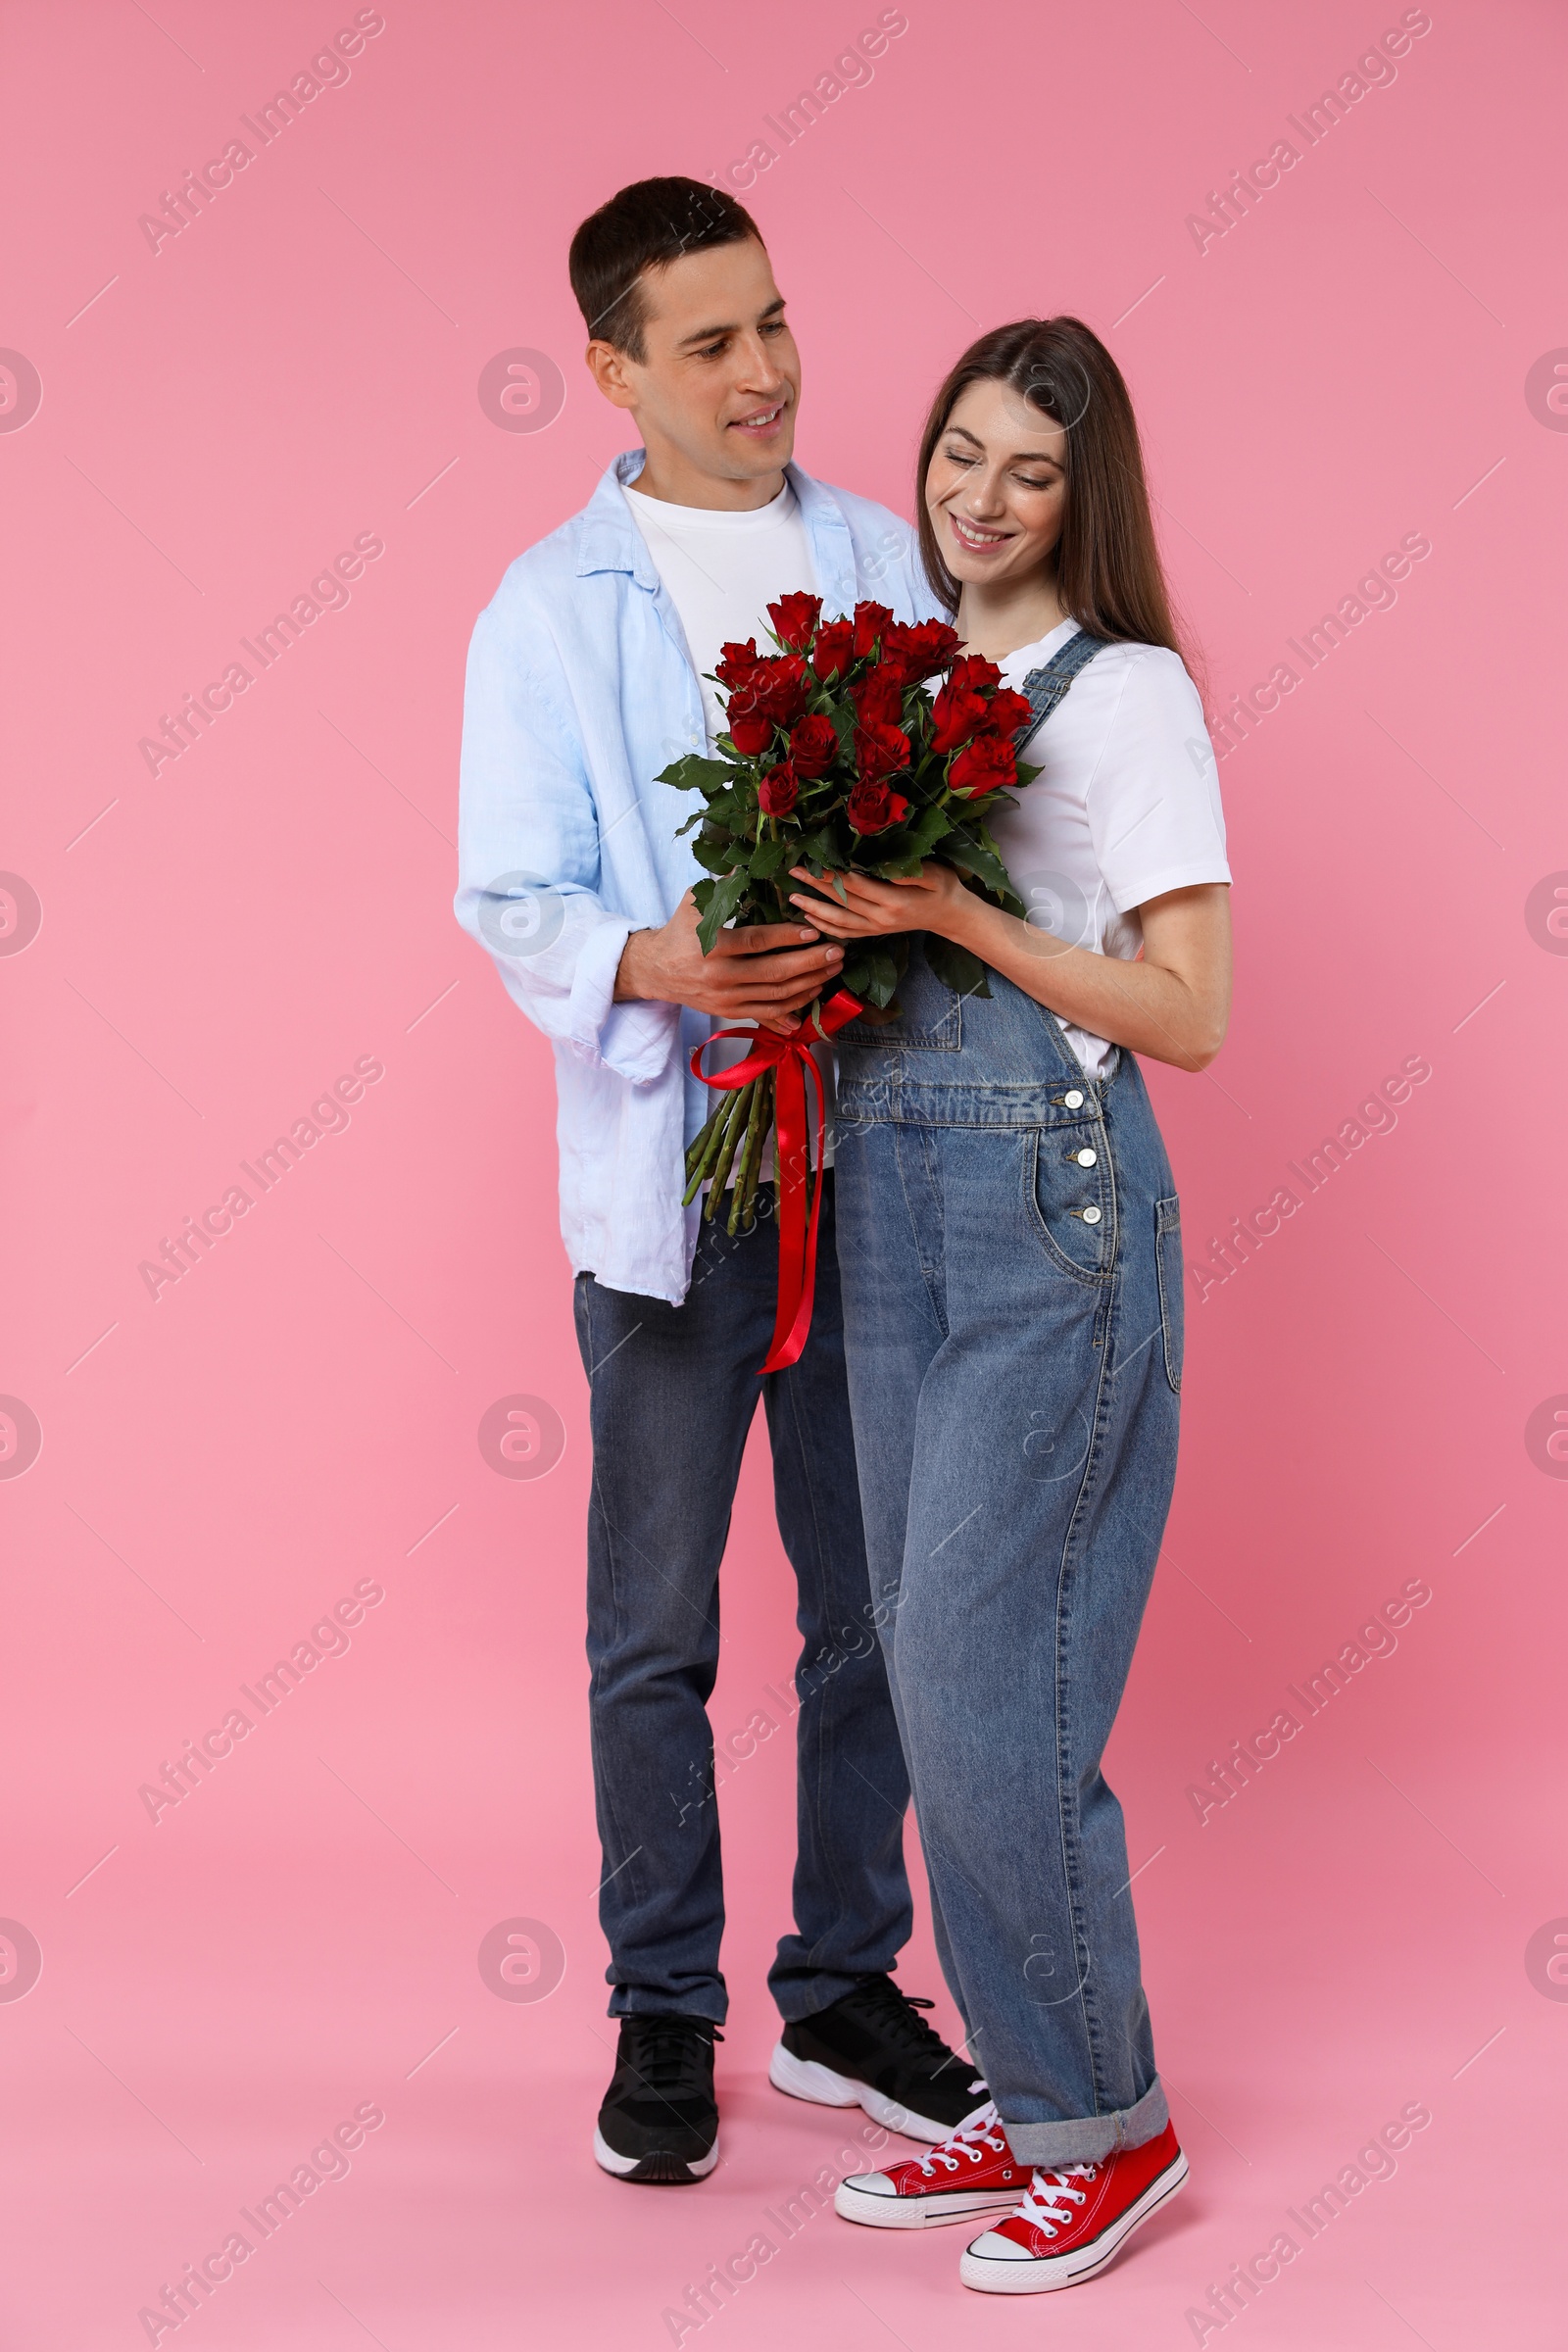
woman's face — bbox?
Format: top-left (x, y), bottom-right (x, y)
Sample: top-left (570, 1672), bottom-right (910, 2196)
top-left (924, 376), bottom-right (1067, 590)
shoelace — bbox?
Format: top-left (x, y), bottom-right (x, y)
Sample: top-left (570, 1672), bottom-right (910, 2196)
top-left (912, 2101), bottom-right (1007, 2177)
top-left (839, 1975), bottom-right (966, 2074)
top-left (1016, 2162), bottom-right (1098, 2236)
top-left (620, 2018), bottom-right (724, 2102)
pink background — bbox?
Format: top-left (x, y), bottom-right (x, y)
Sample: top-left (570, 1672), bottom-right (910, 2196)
top-left (2, 0), bottom-right (1564, 2343)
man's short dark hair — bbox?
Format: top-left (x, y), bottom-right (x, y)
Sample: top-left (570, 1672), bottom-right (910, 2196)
top-left (568, 177), bottom-right (762, 362)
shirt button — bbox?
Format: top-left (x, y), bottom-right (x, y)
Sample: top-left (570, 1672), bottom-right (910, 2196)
top-left (1075, 1148), bottom-right (1098, 1167)
top-left (1082, 1204), bottom-right (1102, 1224)
top-left (1064, 1089), bottom-right (1084, 1108)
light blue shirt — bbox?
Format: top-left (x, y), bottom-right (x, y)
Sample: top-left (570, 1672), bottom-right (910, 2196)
top-left (456, 450), bottom-right (943, 1303)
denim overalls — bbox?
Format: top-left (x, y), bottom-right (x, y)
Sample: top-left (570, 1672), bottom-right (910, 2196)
top-left (831, 638), bottom-right (1184, 2167)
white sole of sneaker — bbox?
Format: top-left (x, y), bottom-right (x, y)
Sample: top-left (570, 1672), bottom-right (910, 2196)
top-left (836, 2175), bottom-right (1024, 2230)
top-left (767, 2041), bottom-right (971, 2145)
top-left (592, 2126), bottom-right (720, 2183)
top-left (957, 2149), bottom-right (1189, 2293)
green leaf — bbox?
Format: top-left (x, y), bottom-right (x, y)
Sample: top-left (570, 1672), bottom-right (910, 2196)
top-left (703, 794), bottom-right (750, 830)
top-left (924, 935), bottom-right (992, 999)
top-left (943, 831), bottom-right (1016, 902)
top-left (692, 835), bottom-right (740, 873)
top-left (908, 801), bottom-right (954, 852)
top-left (695, 867), bottom-right (749, 955)
top-left (863, 825), bottom-right (917, 865)
top-left (750, 835), bottom-right (790, 877)
top-left (657, 755), bottom-right (745, 792)
top-left (863, 948), bottom-right (901, 1003)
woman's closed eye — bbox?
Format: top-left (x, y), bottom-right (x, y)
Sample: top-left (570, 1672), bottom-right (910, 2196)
top-left (942, 445), bottom-right (1056, 491)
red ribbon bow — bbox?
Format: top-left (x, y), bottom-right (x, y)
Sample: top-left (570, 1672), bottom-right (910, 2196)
top-left (691, 989), bottom-right (864, 1374)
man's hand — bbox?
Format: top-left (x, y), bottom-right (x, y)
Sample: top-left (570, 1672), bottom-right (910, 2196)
top-left (614, 891), bottom-right (844, 1036)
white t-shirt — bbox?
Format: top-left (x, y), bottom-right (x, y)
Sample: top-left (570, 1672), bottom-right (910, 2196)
top-left (987, 619), bottom-right (1231, 1077)
top-left (623, 478), bottom-right (816, 747)
top-left (623, 475), bottom-right (832, 1173)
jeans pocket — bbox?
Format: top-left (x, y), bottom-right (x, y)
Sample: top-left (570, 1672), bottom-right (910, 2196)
top-left (1154, 1196), bottom-right (1183, 1392)
top-left (1027, 1126), bottom-right (1115, 1282)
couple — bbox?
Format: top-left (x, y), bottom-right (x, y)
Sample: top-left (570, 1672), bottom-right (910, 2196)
top-left (456, 174), bottom-right (1232, 2296)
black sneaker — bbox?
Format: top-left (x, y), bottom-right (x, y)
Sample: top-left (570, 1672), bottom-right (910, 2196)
top-left (593, 2016), bottom-right (722, 2184)
top-left (769, 1973), bottom-right (986, 2143)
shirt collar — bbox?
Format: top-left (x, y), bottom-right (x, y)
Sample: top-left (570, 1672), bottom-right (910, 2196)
top-left (575, 451), bottom-right (851, 608)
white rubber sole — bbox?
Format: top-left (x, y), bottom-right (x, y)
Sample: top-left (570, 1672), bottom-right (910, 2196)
top-left (836, 2173), bottom-right (1024, 2230)
top-left (592, 2125), bottom-right (719, 2182)
top-left (768, 2040), bottom-right (972, 2145)
top-left (958, 2149), bottom-right (1189, 2293)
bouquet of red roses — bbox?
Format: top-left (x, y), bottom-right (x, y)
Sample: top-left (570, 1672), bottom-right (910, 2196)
top-left (659, 593), bottom-right (1038, 1233)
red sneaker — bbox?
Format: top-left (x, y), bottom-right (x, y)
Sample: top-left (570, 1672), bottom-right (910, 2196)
top-left (836, 2102), bottom-right (1028, 2230)
top-left (958, 2121), bottom-right (1188, 2292)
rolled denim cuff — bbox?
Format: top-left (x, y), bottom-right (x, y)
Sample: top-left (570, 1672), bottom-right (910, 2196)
top-left (999, 2074), bottom-right (1169, 2168)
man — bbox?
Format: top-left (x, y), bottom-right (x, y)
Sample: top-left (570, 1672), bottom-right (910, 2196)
top-left (456, 178), bottom-right (980, 2183)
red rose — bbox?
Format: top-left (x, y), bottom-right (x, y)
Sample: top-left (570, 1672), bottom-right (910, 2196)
top-left (714, 638), bottom-right (761, 688)
top-left (726, 654), bottom-right (810, 750)
top-left (855, 719), bottom-right (911, 781)
top-left (948, 652), bottom-right (1003, 693)
top-left (852, 600), bottom-right (894, 659)
top-left (929, 678), bottom-right (990, 754)
top-left (726, 684), bottom-right (775, 756)
top-left (766, 592), bottom-right (822, 652)
top-left (788, 714), bottom-right (838, 778)
top-left (755, 654), bottom-right (810, 728)
top-left (881, 618), bottom-right (962, 683)
top-left (852, 662), bottom-right (906, 727)
top-left (759, 760), bottom-right (799, 817)
top-left (812, 618), bottom-right (855, 680)
top-left (985, 686), bottom-right (1036, 736)
top-left (948, 732), bottom-right (1018, 798)
top-left (848, 777), bottom-right (910, 834)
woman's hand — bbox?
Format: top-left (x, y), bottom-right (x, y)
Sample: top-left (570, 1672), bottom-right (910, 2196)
top-left (787, 860), bottom-right (977, 942)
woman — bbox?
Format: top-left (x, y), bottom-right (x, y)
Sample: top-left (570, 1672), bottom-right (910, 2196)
top-left (788, 318), bottom-right (1231, 2294)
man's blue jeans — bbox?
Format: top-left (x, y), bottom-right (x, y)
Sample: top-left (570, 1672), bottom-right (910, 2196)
top-left (573, 1176), bottom-right (913, 2026)
top-left (832, 947), bottom-right (1182, 2166)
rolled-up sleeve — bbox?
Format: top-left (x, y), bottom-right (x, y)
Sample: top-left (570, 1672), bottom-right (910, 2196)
top-left (456, 595), bottom-right (677, 1085)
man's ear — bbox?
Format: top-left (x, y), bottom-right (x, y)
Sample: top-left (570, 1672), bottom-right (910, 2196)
top-left (585, 340), bottom-right (641, 412)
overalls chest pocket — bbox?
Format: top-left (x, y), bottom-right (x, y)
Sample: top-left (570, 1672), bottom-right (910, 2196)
top-left (837, 938), bottom-right (964, 1053)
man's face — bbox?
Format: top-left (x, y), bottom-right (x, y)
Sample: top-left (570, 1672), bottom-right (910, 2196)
top-left (587, 237), bottom-right (801, 496)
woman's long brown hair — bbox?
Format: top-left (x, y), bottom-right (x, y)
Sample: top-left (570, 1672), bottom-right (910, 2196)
top-left (914, 317), bottom-right (1195, 677)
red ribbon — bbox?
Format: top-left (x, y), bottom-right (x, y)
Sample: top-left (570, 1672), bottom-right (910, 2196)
top-left (691, 988), bottom-right (864, 1374)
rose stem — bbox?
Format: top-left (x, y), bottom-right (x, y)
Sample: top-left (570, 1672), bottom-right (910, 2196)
top-left (703, 1084), bottom-right (754, 1216)
top-left (685, 1112), bottom-right (717, 1184)
top-left (682, 1090), bottom-right (744, 1207)
top-left (728, 1070), bottom-right (771, 1235)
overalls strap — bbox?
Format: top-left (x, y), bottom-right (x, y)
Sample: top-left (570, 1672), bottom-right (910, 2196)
top-left (1012, 627), bottom-right (1110, 743)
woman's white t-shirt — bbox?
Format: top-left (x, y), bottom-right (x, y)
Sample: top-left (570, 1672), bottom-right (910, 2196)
top-left (986, 618), bottom-right (1231, 1077)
